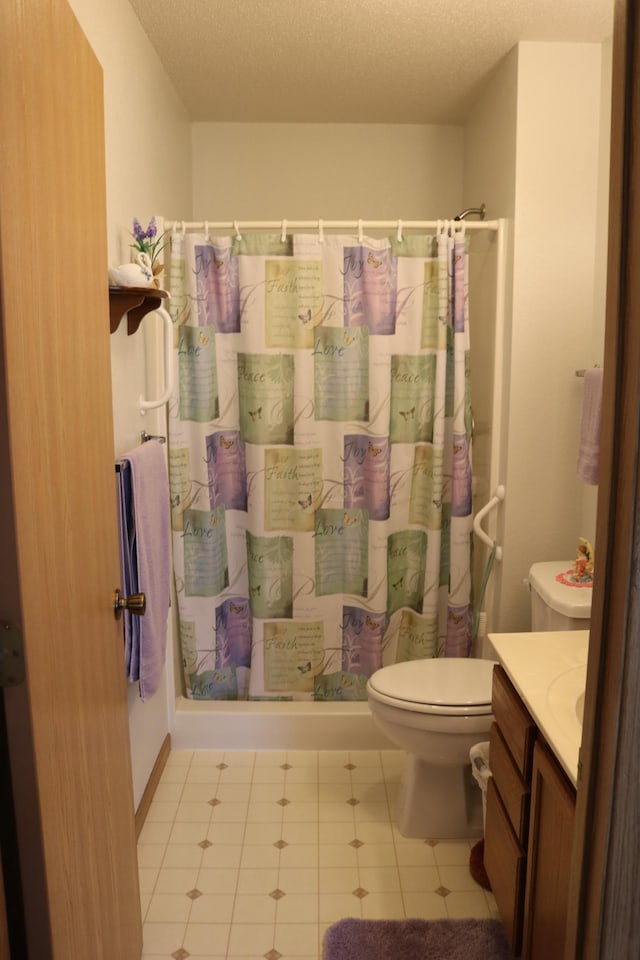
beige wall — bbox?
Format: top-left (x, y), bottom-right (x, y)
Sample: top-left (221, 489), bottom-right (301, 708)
top-left (462, 47), bottom-right (519, 643)
top-left (67, 0), bottom-right (192, 267)
top-left (484, 43), bottom-right (604, 632)
top-left (581, 34), bottom-right (613, 545)
top-left (192, 122), bottom-right (464, 220)
top-left (67, 0), bottom-right (193, 809)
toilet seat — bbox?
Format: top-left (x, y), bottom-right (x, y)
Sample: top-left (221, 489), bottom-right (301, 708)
top-left (367, 658), bottom-right (495, 717)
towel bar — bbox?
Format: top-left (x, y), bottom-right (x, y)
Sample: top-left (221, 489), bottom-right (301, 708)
top-left (140, 305), bottom-right (173, 413)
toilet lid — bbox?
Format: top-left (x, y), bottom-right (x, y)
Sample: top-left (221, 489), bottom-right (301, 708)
top-left (367, 658), bottom-right (495, 716)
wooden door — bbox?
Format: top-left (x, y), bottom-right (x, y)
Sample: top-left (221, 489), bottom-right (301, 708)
top-left (566, 1), bottom-right (640, 956)
top-left (0, 1), bottom-right (142, 958)
top-left (0, 851), bottom-right (8, 960)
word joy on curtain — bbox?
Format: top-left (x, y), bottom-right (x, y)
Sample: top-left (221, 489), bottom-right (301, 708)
top-left (167, 221), bottom-right (473, 702)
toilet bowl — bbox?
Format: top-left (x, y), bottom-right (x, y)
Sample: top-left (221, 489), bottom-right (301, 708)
top-left (366, 658), bottom-right (495, 839)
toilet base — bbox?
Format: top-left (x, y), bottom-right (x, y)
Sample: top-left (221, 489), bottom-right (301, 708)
top-left (395, 753), bottom-right (484, 840)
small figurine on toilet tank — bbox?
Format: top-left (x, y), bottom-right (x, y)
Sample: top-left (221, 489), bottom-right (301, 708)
top-left (573, 538), bottom-right (594, 582)
top-left (556, 538), bottom-right (594, 587)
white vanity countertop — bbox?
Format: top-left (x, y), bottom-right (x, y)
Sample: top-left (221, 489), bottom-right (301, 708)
top-left (488, 630), bottom-right (589, 788)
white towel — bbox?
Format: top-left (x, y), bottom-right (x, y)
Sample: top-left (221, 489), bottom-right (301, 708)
top-left (576, 368), bottom-right (603, 485)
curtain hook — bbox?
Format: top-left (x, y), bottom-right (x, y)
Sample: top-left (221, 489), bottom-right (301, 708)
top-left (318, 219), bottom-right (324, 243)
top-left (281, 219), bottom-right (287, 244)
top-left (397, 219), bottom-right (403, 243)
top-left (233, 220), bottom-right (242, 241)
top-left (358, 219), bottom-right (364, 244)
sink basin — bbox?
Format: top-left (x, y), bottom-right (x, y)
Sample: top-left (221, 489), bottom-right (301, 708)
top-left (546, 664), bottom-right (587, 739)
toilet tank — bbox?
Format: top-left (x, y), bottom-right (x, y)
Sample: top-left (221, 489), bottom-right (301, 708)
top-left (528, 561), bottom-right (592, 631)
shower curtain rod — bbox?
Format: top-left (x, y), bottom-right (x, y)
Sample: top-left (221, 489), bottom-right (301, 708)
top-left (160, 217), bottom-right (499, 234)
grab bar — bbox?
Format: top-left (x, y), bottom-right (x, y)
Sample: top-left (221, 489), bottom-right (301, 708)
top-left (139, 305), bottom-right (173, 413)
top-left (473, 485), bottom-right (505, 561)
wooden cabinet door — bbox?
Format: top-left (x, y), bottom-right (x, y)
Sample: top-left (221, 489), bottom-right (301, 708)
top-left (485, 776), bottom-right (527, 955)
top-left (522, 741), bottom-right (576, 960)
top-left (0, 0), bottom-right (142, 957)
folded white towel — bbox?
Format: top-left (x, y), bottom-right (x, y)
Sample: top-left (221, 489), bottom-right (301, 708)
top-left (577, 368), bottom-right (603, 485)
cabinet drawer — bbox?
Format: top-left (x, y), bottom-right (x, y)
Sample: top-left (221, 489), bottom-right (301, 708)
top-left (492, 665), bottom-right (536, 779)
top-left (485, 776), bottom-right (526, 956)
top-left (490, 722), bottom-right (531, 845)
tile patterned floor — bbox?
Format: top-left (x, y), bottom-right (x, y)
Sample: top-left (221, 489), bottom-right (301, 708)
top-left (138, 749), bottom-right (498, 959)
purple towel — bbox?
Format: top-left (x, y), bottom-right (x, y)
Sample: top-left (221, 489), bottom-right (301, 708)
top-left (577, 368), bottom-right (603, 485)
top-left (119, 441), bottom-right (171, 700)
top-left (116, 463), bottom-right (138, 681)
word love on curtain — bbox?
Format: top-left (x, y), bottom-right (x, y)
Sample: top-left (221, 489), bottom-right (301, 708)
top-left (167, 224), bottom-right (473, 702)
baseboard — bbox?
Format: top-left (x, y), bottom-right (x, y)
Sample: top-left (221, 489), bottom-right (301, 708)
top-left (135, 733), bottom-right (171, 840)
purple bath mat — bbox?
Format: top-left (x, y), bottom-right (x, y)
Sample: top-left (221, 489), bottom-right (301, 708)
top-left (322, 917), bottom-right (513, 960)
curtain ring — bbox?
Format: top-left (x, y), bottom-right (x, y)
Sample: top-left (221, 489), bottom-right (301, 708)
top-left (318, 219), bottom-right (324, 243)
top-left (204, 220), bottom-right (209, 240)
top-left (397, 219), bottom-right (403, 243)
top-left (233, 220), bottom-right (242, 240)
top-left (181, 220), bottom-right (186, 235)
top-left (358, 219), bottom-right (364, 244)
top-left (281, 219), bottom-right (287, 244)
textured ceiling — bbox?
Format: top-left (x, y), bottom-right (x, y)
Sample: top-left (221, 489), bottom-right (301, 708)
top-left (129, 0), bottom-right (613, 124)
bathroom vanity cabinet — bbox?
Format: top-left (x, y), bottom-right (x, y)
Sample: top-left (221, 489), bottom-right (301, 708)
top-left (485, 665), bottom-right (576, 959)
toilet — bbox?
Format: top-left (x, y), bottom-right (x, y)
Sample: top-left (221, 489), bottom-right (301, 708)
top-left (528, 561), bottom-right (593, 630)
top-left (366, 565), bottom-right (593, 841)
top-left (366, 658), bottom-right (495, 839)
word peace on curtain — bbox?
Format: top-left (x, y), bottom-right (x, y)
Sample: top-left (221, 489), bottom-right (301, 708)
top-left (167, 226), bottom-right (473, 701)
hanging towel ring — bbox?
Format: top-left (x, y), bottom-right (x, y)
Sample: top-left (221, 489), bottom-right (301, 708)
top-left (358, 219), bottom-right (364, 244)
top-left (281, 219), bottom-right (287, 244)
top-left (233, 220), bottom-right (242, 240)
top-left (318, 219), bottom-right (324, 243)
top-left (397, 219), bottom-right (403, 243)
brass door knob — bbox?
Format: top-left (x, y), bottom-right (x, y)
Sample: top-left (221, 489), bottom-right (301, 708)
top-left (113, 589), bottom-right (146, 620)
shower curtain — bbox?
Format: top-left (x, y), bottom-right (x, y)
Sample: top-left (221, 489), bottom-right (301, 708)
top-left (167, 225), bottom-right (473, 701)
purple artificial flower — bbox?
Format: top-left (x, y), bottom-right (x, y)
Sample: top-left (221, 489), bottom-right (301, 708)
top-left (132, 217), bottom-right (146, 241)
top-left (130, 216), bottom-right (166, 268)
